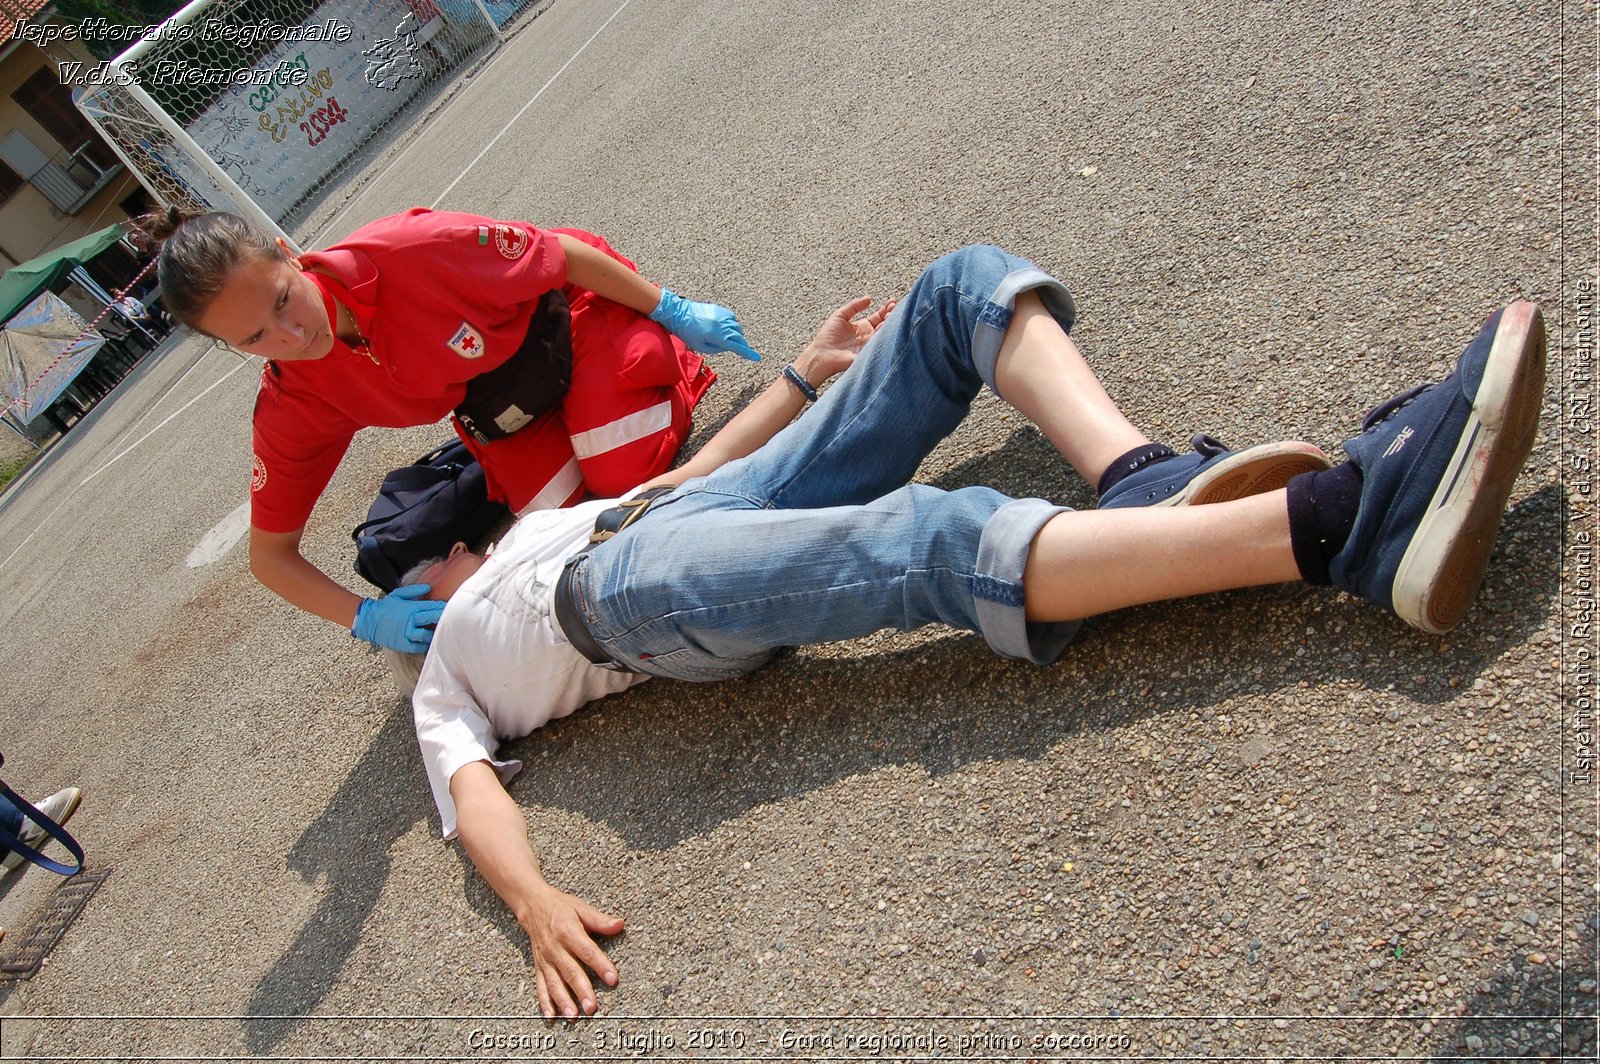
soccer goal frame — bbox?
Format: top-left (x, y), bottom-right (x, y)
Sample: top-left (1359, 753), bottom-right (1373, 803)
top-left (72, 0), bottom-right (537, 238)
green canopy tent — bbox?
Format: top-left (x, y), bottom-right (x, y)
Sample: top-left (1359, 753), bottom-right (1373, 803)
top-left (1, 223), bottom-right (129, 434)
top-left (0, 223), bottom-right (129, 325)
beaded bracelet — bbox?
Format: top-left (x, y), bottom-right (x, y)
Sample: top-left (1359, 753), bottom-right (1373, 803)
top-left (782, 364), bottom-right (819, 402)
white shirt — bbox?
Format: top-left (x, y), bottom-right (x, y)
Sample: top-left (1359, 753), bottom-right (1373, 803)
top-left (412, 495), bottom-right (650, 838)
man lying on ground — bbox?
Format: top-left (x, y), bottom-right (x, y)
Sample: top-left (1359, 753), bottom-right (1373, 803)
top-left (393, 245), bottom-right (1544, 1020)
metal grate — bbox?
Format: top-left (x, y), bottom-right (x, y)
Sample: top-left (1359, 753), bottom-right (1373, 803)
top-left (0, 867), bottom-right (112, 981)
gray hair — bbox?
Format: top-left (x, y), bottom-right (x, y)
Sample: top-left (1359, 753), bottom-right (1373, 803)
top-left (135, 207), bottom-right (284, 330)
top-left (381, 556), bottom-right (442, 696)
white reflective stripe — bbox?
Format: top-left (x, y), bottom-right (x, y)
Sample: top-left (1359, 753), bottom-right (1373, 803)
top-left (569, 401), bottom-right (674, 459)
top-left (516, 457), bottom-right (584, 515)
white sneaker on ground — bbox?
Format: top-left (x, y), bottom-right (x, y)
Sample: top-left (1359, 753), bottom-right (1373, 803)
top-left (1, 787), bottom-right (83, 875)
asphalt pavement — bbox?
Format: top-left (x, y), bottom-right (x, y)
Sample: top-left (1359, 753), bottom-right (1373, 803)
top-left (0, 0), bottom-right (1595, 1058)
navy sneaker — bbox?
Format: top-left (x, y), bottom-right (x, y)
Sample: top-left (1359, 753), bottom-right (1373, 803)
top-left (1098, 435), bottom-right (1332, 508)
top-left (1329, 301), bottom-right (1546, 634)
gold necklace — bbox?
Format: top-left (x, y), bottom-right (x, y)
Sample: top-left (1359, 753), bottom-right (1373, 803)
top-left (341, 302), bottom-right (379, 367)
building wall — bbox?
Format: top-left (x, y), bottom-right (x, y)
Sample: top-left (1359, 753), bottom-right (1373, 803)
top-left (0, 38), bottom-right (144, 268)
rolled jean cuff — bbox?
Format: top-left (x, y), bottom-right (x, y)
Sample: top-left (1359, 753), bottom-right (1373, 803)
top-left (972, 497), bottom-right (1081, 665)
top-left (970, 266), bottom-right (1078, 396)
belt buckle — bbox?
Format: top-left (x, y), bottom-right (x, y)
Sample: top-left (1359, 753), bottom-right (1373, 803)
top-left (588, 491), bottom-right (664, 544)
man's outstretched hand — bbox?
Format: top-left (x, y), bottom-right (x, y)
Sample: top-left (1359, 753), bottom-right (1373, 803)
top-left (450, 763), bottom-right (626, 1021)
top-left (522, 885), bottom-right (625, 1021)
top-left (799, 296), bottom-right (898, 379)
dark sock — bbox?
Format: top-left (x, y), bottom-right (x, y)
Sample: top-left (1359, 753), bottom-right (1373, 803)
top-left (1097, 442), bottom-right (1178, 496)
top-left (1286, 463), bottom-right (1363, 584)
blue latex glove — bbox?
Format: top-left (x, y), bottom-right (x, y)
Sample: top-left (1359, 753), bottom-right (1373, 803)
top-left (649, 287), bottom-right (762, 361)
top-left (352, 584), bottom-right (445, 653)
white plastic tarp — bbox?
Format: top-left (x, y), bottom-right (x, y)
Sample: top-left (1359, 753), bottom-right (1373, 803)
top-left (1, 290), bottom-right (105, 426)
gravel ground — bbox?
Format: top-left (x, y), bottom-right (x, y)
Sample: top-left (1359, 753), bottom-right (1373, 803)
top-left (0, 0), bottom-right (1595, 1059)
top-left (0, 434), bottom-right (31, 469)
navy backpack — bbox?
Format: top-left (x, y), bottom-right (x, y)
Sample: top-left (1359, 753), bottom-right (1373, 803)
top-left (351, 439), bottom-right (511, 593)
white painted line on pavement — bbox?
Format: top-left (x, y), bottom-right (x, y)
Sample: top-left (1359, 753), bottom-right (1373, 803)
top-left (187, 499), bottom-right (251, 567)
top-left (0, 490), bottom-right (76, 574)
top-left (80, 356), bottom-right (253, 487)
top-left (0, 349), bottom-right (254, 577)
top-left (100, 341), bottom-right (233, 458)
top-left (313, 0), bottom-right (637, 241)
top-left (430, 0), bottom-right (636, 207)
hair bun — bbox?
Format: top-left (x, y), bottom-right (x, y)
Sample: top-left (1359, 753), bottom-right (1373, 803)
top-left (131, 204), bottom-right (203, 250)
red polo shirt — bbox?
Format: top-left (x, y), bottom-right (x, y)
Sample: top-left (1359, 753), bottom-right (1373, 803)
top-left (249, 208), bottom-right (711, 531)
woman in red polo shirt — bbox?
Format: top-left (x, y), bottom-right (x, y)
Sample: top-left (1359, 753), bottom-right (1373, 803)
top-left (144, 206), bottom-right (759, 654)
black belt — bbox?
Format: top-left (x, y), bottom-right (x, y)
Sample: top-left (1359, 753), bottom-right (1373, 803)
top-left (552, 486), bottom-right (677, 669)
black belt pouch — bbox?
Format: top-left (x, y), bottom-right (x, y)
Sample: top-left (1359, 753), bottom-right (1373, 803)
top-left (454, 289), bottom-right (574, 444)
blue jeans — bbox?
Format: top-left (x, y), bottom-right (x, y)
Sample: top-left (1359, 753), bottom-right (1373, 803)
top-left (565, 245), bottom-right (1083, 681)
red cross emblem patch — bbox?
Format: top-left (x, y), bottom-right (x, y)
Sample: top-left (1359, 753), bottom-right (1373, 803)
top-left (494, 225), bottom-right (530, 260)
top-left (448, 321), bottom-right (486, 360)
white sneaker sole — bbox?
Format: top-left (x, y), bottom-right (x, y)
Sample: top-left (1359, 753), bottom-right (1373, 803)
top-left (1159, 441), bottom-right (1333, 506)
top-left (1391, 302), bottom-right (1546, 634)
